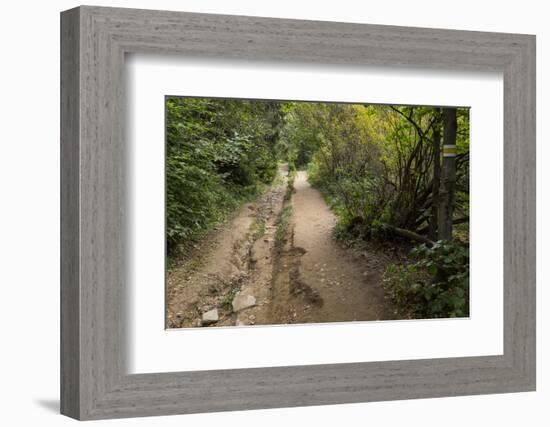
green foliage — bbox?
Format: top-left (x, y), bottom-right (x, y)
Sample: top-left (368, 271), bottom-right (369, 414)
top-left (277, 102), bottom-right (325, 168)
top-left (166, 97), bottom-right (284, 258)
top-left (383, 241), bottom-right (470, 318)
top-left (220, 287), bottom-right (239, 312)
top-left (296, 105), bottom-right (470, 241)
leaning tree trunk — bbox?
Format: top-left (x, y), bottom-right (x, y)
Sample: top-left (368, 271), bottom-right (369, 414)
top-left (438, 108), bottom-right (457, 241)
top-left (428, 110), bottom-right (441, 241)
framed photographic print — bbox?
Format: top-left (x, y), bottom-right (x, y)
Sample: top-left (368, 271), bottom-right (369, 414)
top-left (61, 5), bottom-right (536, 420)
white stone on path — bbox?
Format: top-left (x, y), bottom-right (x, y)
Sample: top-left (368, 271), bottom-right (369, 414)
top-left (201, 308), bottom-right (219, 325)
top-left (232, 294), bottom-right (256, 312)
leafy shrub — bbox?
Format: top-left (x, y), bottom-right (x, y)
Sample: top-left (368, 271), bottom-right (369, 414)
top-left (301, 105), bottom-right (470, 244)
top-left (383, 241), bottom-right (469, 318)
top-left (166, 97), bottom-right (283, 260)
top-left (309, 162), bottom-right (392, 243)
top-left (166, 158), bottom-right (239, 255)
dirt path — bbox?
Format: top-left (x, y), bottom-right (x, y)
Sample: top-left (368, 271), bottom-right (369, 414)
top-left (267, 171), bottom-right (393, 324)
top-left (167, 168), bottom-right (394, 328)
top-left (166, 165), bottom-right (288, 328)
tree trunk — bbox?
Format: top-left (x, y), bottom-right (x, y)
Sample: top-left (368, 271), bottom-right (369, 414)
top-left (438, 108), bottom-right (457, 241)
top-left (385, 224), bottom-right (435, 246)
top-left (428, 110), bottom-right (441, 240)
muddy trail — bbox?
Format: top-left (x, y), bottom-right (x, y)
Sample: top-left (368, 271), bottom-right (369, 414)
top-left (167, 167), bottom-right (396, 328)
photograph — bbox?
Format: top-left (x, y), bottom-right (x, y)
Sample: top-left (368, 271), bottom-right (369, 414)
top-left (52, 3), bottom-right (537, 421)
top-left (165, 97), bottom-right (470, 328)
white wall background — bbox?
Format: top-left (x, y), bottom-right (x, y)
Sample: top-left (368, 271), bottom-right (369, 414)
top-left (0, 0), bottom-right (546, 425)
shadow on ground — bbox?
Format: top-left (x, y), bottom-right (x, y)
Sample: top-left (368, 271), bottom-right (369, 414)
top-left (35, 399), bottom-right (59, 414)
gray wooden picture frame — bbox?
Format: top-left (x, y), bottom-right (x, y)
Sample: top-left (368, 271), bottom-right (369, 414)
top-left (60, 5), bottom-right (536, 420)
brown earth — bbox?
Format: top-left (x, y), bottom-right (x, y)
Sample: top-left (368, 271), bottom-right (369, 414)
top-left (166, 167), bottom-right (397, 329)
top-left (166, 166), bottom-right (288, 328)
top-left (267, 171), bottom-right (394, 324)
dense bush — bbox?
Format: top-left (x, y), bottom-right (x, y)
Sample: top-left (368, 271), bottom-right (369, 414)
top-left (383, 241), bottom-right (470, 318)
top-left (166, 97), bottom-right (283, 257)
top-left (301, 105), bottom-right (470, 241)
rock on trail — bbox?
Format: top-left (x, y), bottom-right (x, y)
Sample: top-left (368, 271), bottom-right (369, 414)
top-left (201, 308), bottom-right (219, 326)
top-left (232, 294), bottom-right (256, 312)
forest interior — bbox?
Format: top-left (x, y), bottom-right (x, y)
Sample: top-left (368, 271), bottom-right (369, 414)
top-left (165, 97), bottom-right (470, 328)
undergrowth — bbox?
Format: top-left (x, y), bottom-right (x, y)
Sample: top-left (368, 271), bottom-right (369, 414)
top-left (383, 241), bottom-right (469, 319)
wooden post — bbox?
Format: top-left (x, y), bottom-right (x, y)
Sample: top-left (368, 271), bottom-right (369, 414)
top-left (438, 108), bottom-right (457, 241)
top-left (428, 110), bottom-right (441, 241)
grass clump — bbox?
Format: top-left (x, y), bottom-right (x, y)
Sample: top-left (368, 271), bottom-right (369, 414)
top-left (275, 206), bottom-right (293, 246)
top-left (220, 287), bottom-right (239, 312)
